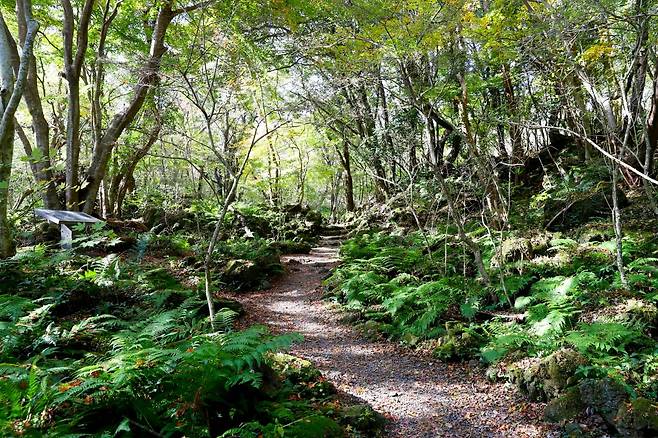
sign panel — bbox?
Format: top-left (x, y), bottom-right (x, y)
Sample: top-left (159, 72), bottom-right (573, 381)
top-left (34, 209), bottom-right (100, 225)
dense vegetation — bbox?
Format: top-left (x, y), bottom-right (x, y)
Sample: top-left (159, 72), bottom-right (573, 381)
top-left (2, 0), bottom-right (658, 436)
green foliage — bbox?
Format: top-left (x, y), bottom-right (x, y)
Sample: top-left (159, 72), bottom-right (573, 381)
top-left (212, 238), bottom-right (284, 291)
top-left (329, 231), bottom-right (482, 340)
top-left (566, 323), bottom-right (644, 355)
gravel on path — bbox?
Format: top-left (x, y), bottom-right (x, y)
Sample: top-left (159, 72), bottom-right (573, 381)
top-left (231, 247), bottom-right (559, 437)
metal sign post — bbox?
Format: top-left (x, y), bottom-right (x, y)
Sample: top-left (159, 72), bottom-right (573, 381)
top-left (34, 209), bottom-right (101, 249)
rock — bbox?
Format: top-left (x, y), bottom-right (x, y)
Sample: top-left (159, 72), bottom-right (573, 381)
top-left (273, 239), bottom-right (313, 254)
top-left (578, 378), bottom-right (629, 425)
top-left (339, 404), bottom-right (386, 433)
top-left (530, 232), bottom-right (553, 256)
top-left (510, 349), bottom-right (587, 401)
top-left (218, 252), bottom-right (282, 291)
top-left (544, 349), bottom-right (588, 399)
top-left (268, 353), bottom-right (321, 383)
top-left (433, 322), bottom-right (485, 361)
top-left (544, 386), bottom-right (585, 422)
top-left (338, 311), bottom-right (361, 324)
top-left (615, 397), bottom-right (658, 437)
top-left (400, 332), bottom-right (420, 346)
top-left (356, 320), bottom-right (385, 340)
top-left (544, 187), bottom-right (629, 232)
top-left (577, 223), bottom-right (615, 243)
top-left (285, 414), bottom-right (343, 437)
top-left (268, 353), bottom-right (336, 399)
top-left (492, 237), bottom-right (534, 267)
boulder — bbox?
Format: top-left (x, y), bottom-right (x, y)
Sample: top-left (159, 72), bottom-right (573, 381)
top-left (492, 237), bottom-right (534, 268)
top-left (615, 397), bottom-right (658, 437)
top-left (578, 378), bottom-right (629, 425)
top-left (356, 320), bottom-right (386, 340)
top-left (433, 322), bottom-right (485, 361)
top-left (543, 348), bottom-right (588, 399)
top-left (544, 378), bottom-right (630, 426)
top-left (268, 353), bottom-right (321, 383)
top-left (544, 386), bottom-right (585, 423)
top-left (512, 349), bottom-right (587, 401)
top-left (339, 404), bottom-right (386, 433)
top-left (338, 311), bottom-right (361, 325)
top-left (544, 188), bottom-right (629, 232)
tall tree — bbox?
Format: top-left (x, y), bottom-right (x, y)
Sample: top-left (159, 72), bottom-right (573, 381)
top-left (0, 0), bottom-right (39, 257)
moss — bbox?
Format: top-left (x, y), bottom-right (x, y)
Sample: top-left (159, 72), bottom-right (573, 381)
top-left (285, 414), bottom-right (343, 437)
top-left (433, 322), bottom-right (485, 361)
top-left (503, 349), bottom-right (587, 401)
top-left (268, 353), bottom-right (322, 384)
top-left (615, 397), bottom-right (658, 436)
top-left (492, 237), bottom-right (534, 268)
top-left (543, 386), bottom-right (584, 423)
top-left (339, 404), bottom-right (386, 434)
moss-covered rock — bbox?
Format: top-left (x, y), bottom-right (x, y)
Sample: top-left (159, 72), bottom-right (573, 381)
top-left (285, 414), bottom-right (343, 437)
top-left (543, 349), bottom-right (588, 399)
top-left (544, 386), bottom-right (585, 423)
top-left (530, 232), bottom-right (553, 256)
top-left (615, 397), bottom-right (658, 437)
top-left (338, 404), bottom-right (386, 434)
top-left (338, 311), bottom-right (362, 325)
top-left (578, 378), bottom-right (629, 425)
top-left (273, 239), bottom-right (313, 255)
top-left (492, 237), bottom-right (534, 267)
top-left (505, 349), bottom-right (587, 401)
top-left (356, 320), bottom-right (386, 340)
top-left (577, 223), bottom-right (615, 243)
top-left (433, 322), bottom-right (485, 361)
top-left (268, 353), bottom-right (322, 384)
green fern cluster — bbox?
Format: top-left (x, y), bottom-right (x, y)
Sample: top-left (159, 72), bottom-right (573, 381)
top-left (0, 298), bottom-right (300, 437)
top-left (328, 231), bottom-right (490, 340)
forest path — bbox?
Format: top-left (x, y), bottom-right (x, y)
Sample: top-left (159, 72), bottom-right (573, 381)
top-left (233, 237), bottom-right (556, 437)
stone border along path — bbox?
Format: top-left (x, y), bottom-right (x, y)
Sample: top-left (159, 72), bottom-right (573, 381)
top-left (232, 234), bottom-right (559, 437)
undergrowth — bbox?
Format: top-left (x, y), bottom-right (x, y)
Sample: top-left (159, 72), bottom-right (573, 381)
top-left (327, 227), bottom-right (658, 404)
top-left (0, 241), bottom-right (375, 437)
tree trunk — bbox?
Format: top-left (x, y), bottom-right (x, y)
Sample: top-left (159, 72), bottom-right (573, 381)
top-left (82, 2), bottom-right (181, 214)
top-left (61, 0), bottom-right (95, 211)
top-left (0, 114), bottom-right (14, 258)
top-left (502, 64), bottom-right (523, 163)
top-left (336, 140), bottom-right (355, 212)
top-left (109, 122), bottom-right (161, 216)
top-left (1, 4), bottom-right (58, 209)
top-left (0, 3), bottom-right (39, 257)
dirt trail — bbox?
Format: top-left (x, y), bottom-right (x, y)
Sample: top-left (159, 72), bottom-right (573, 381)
top-left (233, 241), bottom-right (557, 437)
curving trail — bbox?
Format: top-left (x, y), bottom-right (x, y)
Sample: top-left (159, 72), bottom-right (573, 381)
top-left (232, 239), bottom-right (558, 437)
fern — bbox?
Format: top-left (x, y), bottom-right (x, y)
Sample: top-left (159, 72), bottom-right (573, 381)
top-left (566, 322), bottom-right (642, 354)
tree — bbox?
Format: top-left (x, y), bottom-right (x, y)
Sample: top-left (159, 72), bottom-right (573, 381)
top-left (0, 0), bottom-right (39, 258)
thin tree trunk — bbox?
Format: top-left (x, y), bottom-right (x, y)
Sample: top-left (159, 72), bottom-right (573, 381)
top-left (61, 0), bottom-right (94, 210)
top-left (82, 2), bottom-right (196, 214)
top-left (337, 140), bottom-right (355, 212)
